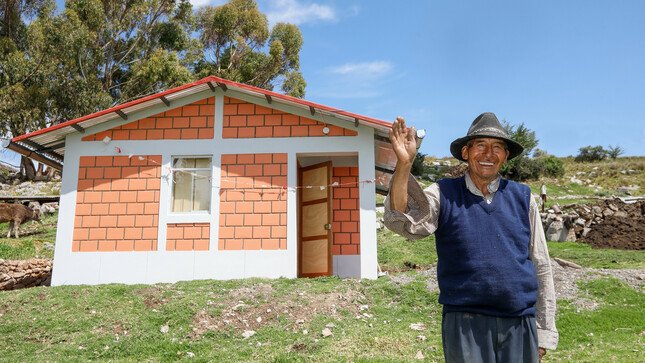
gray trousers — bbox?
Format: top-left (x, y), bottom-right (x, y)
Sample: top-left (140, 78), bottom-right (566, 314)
top-left (442, 312), bottom-right (538, 363)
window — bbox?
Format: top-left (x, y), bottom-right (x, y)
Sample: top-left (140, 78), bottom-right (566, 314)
top-left (171, 157), bottom-right (212, 213)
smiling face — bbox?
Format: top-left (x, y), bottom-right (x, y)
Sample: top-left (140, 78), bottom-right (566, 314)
top-left (461, 137), bottom-right (509, 191)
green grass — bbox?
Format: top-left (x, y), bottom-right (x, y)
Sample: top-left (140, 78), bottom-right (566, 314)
top-left (0, 277), bottom-right (445, 362)
top-left (1, 272), bottom-right (642, 361)
top-left (549, 278), bottom-right (644, 362)
top-left (0, 212), bottom-right (58, 259)
top-left (547, 242), bottom-right (645, 269)
top-left (377, 228), bottom-right (437, 272)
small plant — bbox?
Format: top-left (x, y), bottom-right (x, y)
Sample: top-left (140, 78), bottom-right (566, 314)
top-left (575, 145), bottom-right (608, 162)
top-left (606, 145), bottom-right (624, 159)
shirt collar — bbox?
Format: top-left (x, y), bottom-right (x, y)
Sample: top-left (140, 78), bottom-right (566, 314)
top-left (464, 172), bottom-right (501, 198)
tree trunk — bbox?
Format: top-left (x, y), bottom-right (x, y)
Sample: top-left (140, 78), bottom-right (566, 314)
top-left (21, 156), bottom-right (36, 180)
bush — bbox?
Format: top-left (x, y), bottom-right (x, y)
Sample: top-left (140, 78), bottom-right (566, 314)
top-left (497, 121), bottom-right (565, 181)
top-left (411, 152), bottom-right (426, 176)
top-left (537, 155), bottom-right (565, 178)
top-left (606, 145), bottom-right (624, 159)
top-left (502, 157), bottom-right (541, 180)
top-left (575, 145), bottom-right (608, 162)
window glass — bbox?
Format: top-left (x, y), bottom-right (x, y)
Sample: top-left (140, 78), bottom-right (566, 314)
top-left (171, 157), bottom-right (212, 212)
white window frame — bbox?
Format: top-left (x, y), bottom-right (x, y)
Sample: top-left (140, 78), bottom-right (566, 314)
top-left (169, 155), bottom-right (213, 214)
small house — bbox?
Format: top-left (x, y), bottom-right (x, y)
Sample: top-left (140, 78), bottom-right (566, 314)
top-left (6, 76), bottom-right (399, 285)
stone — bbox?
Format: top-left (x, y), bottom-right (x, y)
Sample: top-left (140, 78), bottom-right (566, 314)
top-left (613, 211), bottom-right (628, 219)
top-left (409, 323), bottom-right (426, 331)
top-left (321, 328), bottom-right (333, 337)
top-left (592, 206), bottom-right (602, 215)
top-left (545, 220), bottom-right (564, 241)
top-left (574, 218), bottom-right (586, 226)
top-left (602, 208), bottom-right (614, 217)
top-left (581, 228), bottom-right (591, 237)
top-left (552, 205), bottom-right (561, 214)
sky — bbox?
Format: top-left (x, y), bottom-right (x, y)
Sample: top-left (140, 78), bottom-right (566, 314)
top-left (37, 0), bottom-right (644, 159)
top-left (253, 0), bottom-right (644, 157)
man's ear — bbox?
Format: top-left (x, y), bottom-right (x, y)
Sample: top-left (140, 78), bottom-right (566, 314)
top-left (461, 145), bottom-right (469, 161)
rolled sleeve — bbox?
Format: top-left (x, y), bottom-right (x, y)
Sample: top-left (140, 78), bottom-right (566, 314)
top-left (529, 196), bottom-right (559, 350)
top-left (383, 174), bottom-right (440, 240)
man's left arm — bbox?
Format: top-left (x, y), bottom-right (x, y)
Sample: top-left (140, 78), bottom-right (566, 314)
top-left (529, 196), bottom-right (559, 351)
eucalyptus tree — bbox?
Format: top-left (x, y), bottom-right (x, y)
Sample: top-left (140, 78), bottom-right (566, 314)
top-left (196, 0), bottom-right (306, 97)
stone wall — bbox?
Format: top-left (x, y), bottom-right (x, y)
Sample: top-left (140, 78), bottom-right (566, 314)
top-left (541, 199), bottom-right (644, 248)
top-left (0, 259), bottom-right (52, 291)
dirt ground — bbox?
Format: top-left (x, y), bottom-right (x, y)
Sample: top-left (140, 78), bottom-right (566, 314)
top-left (582, 200), bottom-right (644, 250)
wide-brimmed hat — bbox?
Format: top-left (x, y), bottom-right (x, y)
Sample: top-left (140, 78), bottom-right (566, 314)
top-left (449, 112), bottom-right (524, 162)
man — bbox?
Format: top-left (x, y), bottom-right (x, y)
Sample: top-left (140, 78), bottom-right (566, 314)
top-left (384, 113), bottom-right (558, 363)
top-left (540, 184), bottom-right (548, 213)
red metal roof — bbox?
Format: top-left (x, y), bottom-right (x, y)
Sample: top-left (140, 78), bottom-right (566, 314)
top-left (5, 76), bottom-right (397, 186)
top-left (12, 75), bottom-right (392, 143)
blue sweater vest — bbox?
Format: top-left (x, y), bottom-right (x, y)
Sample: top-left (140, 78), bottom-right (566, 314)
top-left (435, 177), bottom-right (538, 317)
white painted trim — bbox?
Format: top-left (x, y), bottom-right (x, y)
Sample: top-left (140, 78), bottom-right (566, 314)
top-left (358, 127), bottom-right (378, 279)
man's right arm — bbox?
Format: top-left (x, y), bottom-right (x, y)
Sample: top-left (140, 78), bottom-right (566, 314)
top-left (383, 176), bottom-right (440, 240)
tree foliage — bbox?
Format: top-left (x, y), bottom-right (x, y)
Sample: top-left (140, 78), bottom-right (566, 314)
top-left (575, 145), bottom-right (608, 162)
top-left (195, 0), bottom-right (305, 96)
top-left (499, 121), bottom-right (564, 181)
top-left (0, 0), bottom-right (307, 179)
top-left (606, 145), bottom-right (624, 159)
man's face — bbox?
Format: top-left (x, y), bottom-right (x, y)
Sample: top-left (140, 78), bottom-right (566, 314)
top-left (461, 138), bottom-right (509, 183)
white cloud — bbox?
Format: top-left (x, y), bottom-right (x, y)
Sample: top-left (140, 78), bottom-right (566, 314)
top-left (266, 0), bottom-right (336, 25)
top-left (327, 61), bottom-right (393, 78)
top-left (189, 0), bottom-right (226, 9)
top-left (308, 61), bottom-right (399, 100)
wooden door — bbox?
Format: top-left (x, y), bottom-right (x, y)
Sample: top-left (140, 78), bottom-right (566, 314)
top-left (298, 161), bottom-right (332, 277)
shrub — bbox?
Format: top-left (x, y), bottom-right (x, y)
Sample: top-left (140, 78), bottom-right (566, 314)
top-left (537, 155), bottom-right (565, 178)
top-left (411, 152), bottom-right (426, 176)
top-left (606, 145), bottom-right (624, 159)
top-left (575, 145), bottom-right (608, 162)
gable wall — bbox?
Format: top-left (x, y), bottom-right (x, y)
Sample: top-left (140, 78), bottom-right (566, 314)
top-left (81, 97), bottom-right (215, 141)
top-left (222, 97), bottom-right (357, 138)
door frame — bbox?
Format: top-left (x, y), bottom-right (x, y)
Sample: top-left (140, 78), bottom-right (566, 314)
top-left (297, 161), bottom-right (333, 277)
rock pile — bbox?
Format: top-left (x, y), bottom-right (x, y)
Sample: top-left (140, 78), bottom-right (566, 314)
top-left (0, 259), bottom-right (52, 291)
top-left (541, 199), bottom-right (644, 250)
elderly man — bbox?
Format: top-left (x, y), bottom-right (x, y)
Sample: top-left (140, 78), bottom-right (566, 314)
top-left (384, 113), bottom-right (558, 363)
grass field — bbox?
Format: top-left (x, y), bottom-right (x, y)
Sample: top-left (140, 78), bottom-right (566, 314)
top-left (0, 212), bottom-right (57, 260)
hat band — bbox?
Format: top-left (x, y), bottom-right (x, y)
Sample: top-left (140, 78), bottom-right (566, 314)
top-left (469, 127), bottom-right (508, 138)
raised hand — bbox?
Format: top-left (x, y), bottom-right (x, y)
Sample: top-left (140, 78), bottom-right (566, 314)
top-left (389, 116), bottom-right (417, 167)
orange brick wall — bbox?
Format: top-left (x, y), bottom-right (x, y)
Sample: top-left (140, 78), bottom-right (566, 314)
top-left (166, 223), bottom-right (210, 251)
top-left (73, 156), bottom-right (161, 252)
top-left (219, 153), bottom-right (288, 250)
top-left (331, 167), bottom-right (360, 255)
top-left (222, 97), bottom-right (358, 138)
top-left (81, 97), bottom-right (215, 141)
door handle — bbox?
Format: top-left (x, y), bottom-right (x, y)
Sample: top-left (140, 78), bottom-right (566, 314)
top-left (324, 223), bottom-right (332, 230)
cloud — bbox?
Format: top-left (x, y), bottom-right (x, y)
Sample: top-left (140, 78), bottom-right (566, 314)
top-left (308, 61), bottom-right (398, 99)
top-left (327, 61), bottom-right (393, 78)
top-left (265, 0), bottom-right (336, 25)
top-left (189, 0), bottom-right (226, 9)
